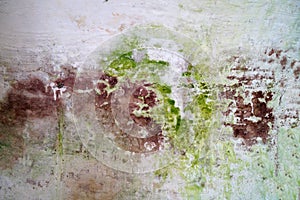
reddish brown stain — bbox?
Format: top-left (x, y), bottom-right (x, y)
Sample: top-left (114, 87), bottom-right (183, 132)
top-left (231, 65), bottom-right (249, 71)
top-left (1, 66), bottom-right (76, 126)
top-left (275, 50), bottom-right (282, 59)
top-left (290, 60), bottom-right (296, 68)
top-left (129, 85), bottom-right (157, 126)
top-left (94, 73), bottom-right (118, 110)
top-left (266, 48), bottom-right (282, 58)
top-left (43, 65), bottom-right (77, 101)
top-left (94, 74), bottom-right (164, 153)
top-left (0, 81), bottom-right (57, 169)
top-left (293, 66), bottom-right (300, 79)
top-left (223, 53), bottom-right (277, 145)
top-left (64, 164), bottom-right (122, 200)
top-left (26, 178), bottom-right (50, 189)
top-left (280, 56), bottom-right (287, 69)
top-left (0, 78), bottom-right (57, 126)
top-left (0, 65), bottom-right (76, 169)
top-left (224, 47), bottom-right (299, 145)
top-left (265, 48), bottom-right (300, 78)
top-left (220, 88), bottom-right (236, 100)
top-left (226, 74), bottom-right (274, 85)
top-left (115, 131), bottom-right (164, 153)
top-left (54, 67), bottom-right (76, 92)
top-left (267, 48), bottom-right (275, 56)
top-left (225, 91), bottom-right (274, 145)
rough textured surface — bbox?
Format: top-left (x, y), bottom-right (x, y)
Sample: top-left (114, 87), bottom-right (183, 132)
top-left (0, 0), bottom-right (299, 199)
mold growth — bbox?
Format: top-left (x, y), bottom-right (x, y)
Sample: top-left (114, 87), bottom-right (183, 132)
top-left (96, 47), bottom-right (217, 161)
top-left (94, 49), bottom-right (204, 155)
top-left (74, 26), bottom-right (236, 195)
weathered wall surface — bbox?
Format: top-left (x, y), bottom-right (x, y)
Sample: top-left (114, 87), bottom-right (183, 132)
top-left (0, 1), bottom-right (299, 199)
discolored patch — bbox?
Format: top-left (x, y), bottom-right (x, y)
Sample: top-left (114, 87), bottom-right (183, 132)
top-left (94, 73), bottom-right (118, 110)
top-left (63, 163), bottom-right (125, 200)
top-left (223, 55), bottom-right (275, 145)
top-left (0, 65), bottom-right (77, 169)
top-left (0, 77), bottom-right (56, 169)
top-left (224, 48), bottom-right (300, 145)
top-left (0, 126), bottom-right (24, 169)
top-left (53, 65), bottom-right (77, 92)
top-left (264, 48), bottom-right (300, 128)
top-left (114, 131), bottom-right (164, 153)
top-left (94, 74), bottom-right (164, 153)
top-left (0, 78), bottom-right (57, 126)
top-left (129, 85), bottom-right (158, 127)
top-left (224, 91), bottom-right (274, 145)
top-left (293, 64), bottom-right (300, 79)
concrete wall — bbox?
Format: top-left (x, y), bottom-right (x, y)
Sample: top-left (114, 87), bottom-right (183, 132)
top-left (0, 1), bottom-right (299, 199)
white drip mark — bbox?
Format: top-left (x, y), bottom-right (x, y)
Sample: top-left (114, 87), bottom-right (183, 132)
top-left (144, 141), bottom-right (156, 151)
top-left (46, 82), bottom-right (67, 101)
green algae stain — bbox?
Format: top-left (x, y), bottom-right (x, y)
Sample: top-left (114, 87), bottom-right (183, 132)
top-left (155, 84), bottom-right (172, 94)
top-left (163, 97), bottom-right (181, 132)
top-left (151, 91), bottom-right (182, 144)
top-left (98, 25), bottom-right (288, 199)
top-left (105, 51), bottom-right (169, 78)
top-left (153, 63), bottom-right (237, 199)
top-left (195, 94), bottom-right (213, 120)
top-left (182, 65), bottom-right (193, 77)
top-left (178, 3), bottom-right (184, 9)
top-left (184, 184), bottom-right (204, 199)
top-left (141, 56), bottom-right (169, 67)
top-left (104, 50), bottom-right (182, 140)
top-left (105, 52), bottom-right (136, 76)
top-left (57, 106), bottom-right (65, 156)
top-left (154, 168), bottom-right (169, 182)
top-left (102, 36), bottom-right (233, 198)
top-left (182, 71), bottom-right (192, 77)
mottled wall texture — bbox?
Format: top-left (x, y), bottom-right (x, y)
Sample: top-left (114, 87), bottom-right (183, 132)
top-left (0, 1), bottom-right (299, 199)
